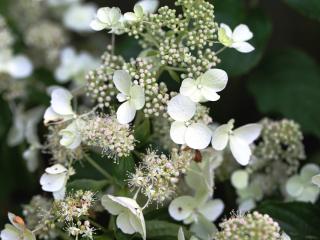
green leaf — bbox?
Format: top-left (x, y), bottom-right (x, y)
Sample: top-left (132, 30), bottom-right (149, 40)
top-left (110, 155), bottom-right (135, 184)
top-left (247, 48), bottom-right (320, 138)
top-left (146, 220), bottom-right (191, 240)
top-left (257, 201), bottom-right (320, 239)
top-left (67, 179), bottom-right (109, 192)
top-left (283, 0), bottom-right (320, 22)
top-left (134, 117), bottom-right (151, 148)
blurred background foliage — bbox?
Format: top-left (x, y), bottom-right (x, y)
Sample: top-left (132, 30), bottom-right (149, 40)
top-left (0, 0), bottom-right (320, 239)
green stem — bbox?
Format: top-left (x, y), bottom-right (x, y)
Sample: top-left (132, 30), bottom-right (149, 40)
top-left (84, 154), bottom-right (113, 181)
top-left (165, 66), bottom-right (187, 72)
top-left (215, 46), bottom-right (227, 55)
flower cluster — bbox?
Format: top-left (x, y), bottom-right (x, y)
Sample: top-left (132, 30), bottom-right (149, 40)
top-left (216, 211), bottom-right (282, 240)
top-left (80, 114), bottom-right (135, 158)
top-left (129, 148), bottom-right (193, 204)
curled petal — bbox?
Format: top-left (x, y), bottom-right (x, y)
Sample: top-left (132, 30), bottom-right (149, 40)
top-left (233, 123), bottom-right (262, 144)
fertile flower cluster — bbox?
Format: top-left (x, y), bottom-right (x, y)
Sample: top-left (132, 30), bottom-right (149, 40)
top-left (80, 114), bottom-right (135, 158)
top-left (22, 195), bottom-right (56, 240)
top-left (53, 190), bottom-right (95, 239)
top-left (86, 48), bottom-right (125, 108)
top-left (251, 118), bottom-right (305, 175)
top-left (216, 211), bottom-right (282, 240)
top-left (129, 148), bottom-right (193, 204)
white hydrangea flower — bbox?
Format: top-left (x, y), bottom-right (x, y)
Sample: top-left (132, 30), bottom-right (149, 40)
top-left (101, 195), bottom-right (146, 240)
top-left (169, 196), bottom-right (224, 231)
top-left (218, 23), bottom-right (255, 53)
top-left (113, 70), bottom-right (145, 124)
top-left (286, 163), bottom-right (320, 203)
top-left (90, 7), bottom-right (124, 34)
top-left (55, 47), bottom-right (99, 84)
top-left (180, 69), bottom-right (228, 103)
top-left (43, 88), bottom-right (75, 125)
top-left (59, 119), bottom-right (85, 149)
top-left (211, 119), bottom-right (262, 165)
top-left (123, 4), bottom-right (145, 23)
top-left (231, 170), bottom-right (249, 190)
top-left (167, 94), bottom-right (211, 149)
top-left (63, 4), bottom-right (97, 32)
top-left (40, 164), bottom-right (69, 200)
top-left (0, 213), bottom-right (35, 240)
top-left (0, 52), bottom-right (33, 79)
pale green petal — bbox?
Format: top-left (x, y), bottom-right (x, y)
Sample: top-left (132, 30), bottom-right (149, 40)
top-left (130, 85), bottom-right (145, 110)
top-left (169, 196), bottom-right (196, 221)
top-left (286, 175), bottom-right (304, 197)
top-left (300, 164), bottom-right (320, 183)
top-left (231, 170), bottom-right (249, 189)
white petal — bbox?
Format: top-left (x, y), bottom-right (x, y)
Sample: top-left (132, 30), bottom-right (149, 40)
top-left (185, 123), bottom-right (211, 150)
top-left (128, 211), bottom-right (146, 240)
top-left (0, 224), bottom-right (20, 240)
top-left (40, 173), bottom-right (66, 192)
top-left (101, 195), bottom-right (125, 215)
top-left (123, 12), bottom-right (138, 22)
top-left (198, 199), bottom-right (224, 221)
top-left (117, 93), bottom-right (127, 102)
top-left (7, 55), bottom-right (33, 79)
top-left (116, 212), bottom-right (136, 234)
top-left (180, 78), bottom-right (197, 98)
top-left (233, 123), bottom-right (262, 144)
top-left (200, 88), bottom-right (220, 102)
top-left (300, 164), bottom-right (320, 183)
top-left (113, 70), bottom-right (132, 95)
top-left (232, 24), bottom-right (253, 42)
top-left (137, 0), bottom-right (159, 14)
top-left (167, 94), bottom-right (196, 121)
top-left (286, 175), bottom-right (304, 197)
top-left (231, 42), bottom-right (255, 53)
top-left (116, 101), bottom-right (137, 124)
top-left (178, 227), bottom-right (185, 240)
top-left (211, 122), bottom-right (233, 151)
top-left (45, 164), bottom-right (67, 174)
top-left (90, 19), bottom-right (106, 31)
top-left (220, 23), bottom-right (233, 39)
top-left (97, 7), bottom-right (112, 23)
top-left (229, 136), bottom-right (251, 165)
top-left (43, 107), bottom-right (64, 125)
top-left (130, 85), bottom-right (145, 110)
top-left (169, 196), bottom-right (196, 221)
top-left (51, 88), bottom-right (74, 115)
top-left (238, 199), bottom-right (256, 213)
top-left (312, 174), bottom-right (320, 188)
top-left (200, 69), bottom-right (228, 92)
top-left (231, 170), bottom-right (249, 189)
top-left (53, 187), bottom-right (66, 200)
top-left (170, 121), bottom-right (187, 144)
top-left (23, 147), bottom-right (39, 172)
top-left (297, 185), bottom-right (320, 203)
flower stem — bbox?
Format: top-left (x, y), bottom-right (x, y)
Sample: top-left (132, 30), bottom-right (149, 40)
top-left (215, 46), bottom-right (227, 55)
top-left (165, 66), bottom-right (187, 72)
top-left (84, 154), bottom-right (113, 181)
top-left (111, 34), bottom-right (115, 55)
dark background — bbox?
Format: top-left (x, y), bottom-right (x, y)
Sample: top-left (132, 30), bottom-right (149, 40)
top-left (0, 0), bottom-right (319, 232)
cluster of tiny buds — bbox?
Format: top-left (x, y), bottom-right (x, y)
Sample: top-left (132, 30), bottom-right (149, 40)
top-left (86, 48), bottom-right (124, 108)
top-left (123, 58), bottom-right (170, 118)
top-left (216, 211), bottom-right (282, 240)
top-left (80, 114), bottom-right (135, 158)
top-left (251, 118), bottom-right (305, 175)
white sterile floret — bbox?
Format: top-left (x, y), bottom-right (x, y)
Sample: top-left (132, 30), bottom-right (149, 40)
top-left (113, 70), bottom-right (145, 124)
top-left (169, 196), bottom-right (224, 228)
top-left (180, 69), bottom-right (228, 103)
top-left (101, 195), bottom-right (146, 240)
top-left (211, 119), bottom-right (262, 165)
top-left (43, 88), bottom-right (75, 125)
top-left (55, 47), bottom-right (99, 84)
top-left (167, 94), bottom-right (211, 149)
top-left (63, 4), bottom-right (97, 32)
top-left (40, 164), bottom-right (68, 200)
top-left (59, 119), bottom-right (85, 150)
top-left (0, 213), bottom-right (35, 240)
top-left (218, 23), bottom-right (255, 53)
top-left (124, 4), bottom-right (144, 23)
top-left (90, 7), bottom-right (124, 34)
top-left (286, 163), bottom-right (320, 203)
top-left (0, 53), bottom-right (33, 79)
top-left (312, 174), bottom-right (320, 188)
